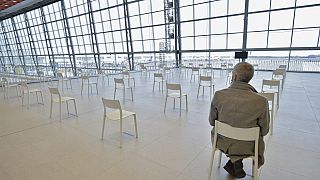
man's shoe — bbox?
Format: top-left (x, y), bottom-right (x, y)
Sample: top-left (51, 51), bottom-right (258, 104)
top-left (223, 160), bottom-right (236, 177)
top-left (233, 160), bottom-right (246, 178)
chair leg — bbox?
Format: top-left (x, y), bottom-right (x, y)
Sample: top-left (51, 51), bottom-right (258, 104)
top-left (120, 117), bottom-right (123, 148)
top-left (197, 85), bottom-right (200, 99)
top-left (130, 88), bottom-right (133, 101)
top-left (186, 95), bottom-right (188, 112)
top-left (113, 88), bottom-right (116, 99)
top-left (152, 81), bottom-right (155, 92)
top-left (50, 100), bottom-right (53, 118)
top-left (179, 97), bottom-right (182, 116)
top-left (173, 98), bottom-right (175, 109)
top-left (81, 82), bottom-right (83, 95)
top-left (218, 151), bottom-right (222, 168)
top-left (96, 84), bottom-right (98, 94)
top-left (208, 148), bottom-right (216, 180)
top-left (66, 101), bottom-right (70, 115)
top-left (59, 102), bottom-right (62, 122)
top-left (203, 86), bottom-right (205, 96)
top-left (74, 99), bottom-right (78, 117)
top-left (134, 114), bottom-right (138, 138)
top-left (164, 95), bottom-right (168, 113)
top-left (101, 115), bottom-right (106, 140)
top-left (40, 91), bottom-right (44, 105)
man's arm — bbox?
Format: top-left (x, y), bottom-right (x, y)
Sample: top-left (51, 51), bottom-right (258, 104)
top-left (209, 93), bottom-right (218, 126)
top-left (258, 99), bottom-right (270, 136)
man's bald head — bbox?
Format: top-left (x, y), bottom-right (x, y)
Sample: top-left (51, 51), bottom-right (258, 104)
top-left (232, 62), bottom-right (254, 83)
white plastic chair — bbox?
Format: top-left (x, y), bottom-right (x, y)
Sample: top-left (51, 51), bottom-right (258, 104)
top-left (162, 67), bottom-right (173, 79)
top-left (48, 87), bottom-right (78, 121)
top-left (114, 78), bottom-right (133, 101)
top-left (261, 79), bottom-right (280, 109)
top-left (164, 83), bottom-right (188, 116)
top-left (81, 75), bottom-right (98, 96)
top-left (57, 72), bottom-right (72, 90)
top-left (140, 64), bottom-right (149, 77)
top-left (97, 69), bottom-right (110, 85)
top-left (179, 65), bottom-right (188, 77)
top-left (208, 121), bottom-right (260, 180)
top-left (101, 98), bottom-right (138, 148)
top-left (1, 77), bottom-right (20, 99)
top-left (153, 73), bottom-right (166, 92)
top-left (258, 92), bottom-right (275, 135)
top-left (21, 82), bottom-right (44, 108)
top-left (191, 67), bottom-right (200, 82)
top-left (122, 70), bottom-right (135, 87)
top-left (197, 76), bottom-right (214, 99)
top-left (272, 68), bottom-right (286, 89)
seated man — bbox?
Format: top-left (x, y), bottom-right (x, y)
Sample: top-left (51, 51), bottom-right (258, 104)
top-left (209, 62), bottom-right (269, 178)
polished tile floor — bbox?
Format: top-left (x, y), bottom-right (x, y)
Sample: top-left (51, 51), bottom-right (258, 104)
top-left (0, 69), bottom-right (320, 180)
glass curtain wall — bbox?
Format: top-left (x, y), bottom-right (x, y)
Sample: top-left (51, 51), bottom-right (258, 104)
top-left (1, 0), bottom-right (320, 76)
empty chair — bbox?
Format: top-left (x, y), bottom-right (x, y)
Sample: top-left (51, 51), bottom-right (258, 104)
top-left (179, 64), bottom-right (188, 77)
top-left (164, 83), bottom-right (188, 116)
top-left (162, 67), bottom-right (173, 79)
top-left (48, 87), bottom-right (78, 121)
top-left (220, 63), bottom-right (228, 75)
top-left (272, 68), bottom-right (286, 89)
top-left (197, 76), bottom-right (214, 99)
top-left (122, 70), bottom-right (135, 87)
top-left (1, 77), bottom-right (20, 99)
top-left (97, 69), bottom-right (109, 85)
top-left (258, 92), bottom-right (275, 135)
top-left (279, 64), bottom-right (287, 69)
top-left (101, 98), bottom-right (138, 147)
top-left (191, 67), bottom-right (200, 82)
top-left (153, 73), bottom-right (166, 92)
top-left (81, 75), bottom-right (98, 96)
top-left (139, 64), bottom-right (149, 77)
top-left (226, 70), bottom-right (232, 85)
top-left (114, 78), bottom-right (133, 101)
top-left (57, 72), bottom-right (72, 90)
top-left (21, 82), bottom-right (44, 108)
top-left (208, 121), bottom-right (260, 180)
top-left (261, 79), bottom-right (280, 109)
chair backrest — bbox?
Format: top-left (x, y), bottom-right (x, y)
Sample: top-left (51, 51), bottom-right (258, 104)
top-left (164, 67), bottom-right (171, 71)
top-left (200, 76), bottom-right (212, 82)
top-left (262, 79), bottom-right (280, 87)
top-left (38, 71), bottom-right (44, 76)
top-left (279, 65), bottom-right (287, 69)
top-left (122, 70), bottom-right (130, 76)
top-left (166, 83), bottom-right (181, 91)
top-left (273, 68), bottom-right (286, 76)
top-left (114, 78), bottom-right (125, 85)
top-left (258, 92), bottom-right (274, 110)
top-left (20, 82), bottom-right (29, 92)
top-left (154, 73), bottom-right (163, 78)
top-left (258, 92), bottom-right (274, 102)
top-left (192, 67), bottom-right (199, 72)
top-left (81, 75), bottom-right (89, 80)
top-left (1, 77), bottom-right (8, 84)
top-left (214, 121), bottom-right (259, 141)
top-left (102, 98), bottom-right (121, 110)
top-left (97, 70), bottom-right (103, 74)
top-left (48, 87), bottom-right (60, 97)
top-left (57, 72), bottom-right (63, 78)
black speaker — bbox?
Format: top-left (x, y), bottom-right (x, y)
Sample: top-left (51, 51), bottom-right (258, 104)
top-left (235, 51), bottom-right (248, 59)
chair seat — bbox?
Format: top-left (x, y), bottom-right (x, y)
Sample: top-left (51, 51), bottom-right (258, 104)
top-left (6, 83), bottom-right (19, 87)
top-left (262, 88), bottom-right (278, 93)
top-left (168, 92), bottom-right (187, 98)
top-left (200, 82), bottom-right (213, 87)
top-left (25, 89), bottom-right (41, 93)
top-left (116, 85), bottom-right (132, 90)
top-left (155, 79), bottom-right (166, 83)
top-left (53, 96), bottom-right (75, 103)
top-left (106, 110), bottom-right (135, 120)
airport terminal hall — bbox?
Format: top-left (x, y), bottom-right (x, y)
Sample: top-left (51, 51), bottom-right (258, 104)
top-left (1, 0), bottom-right (320, 179)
